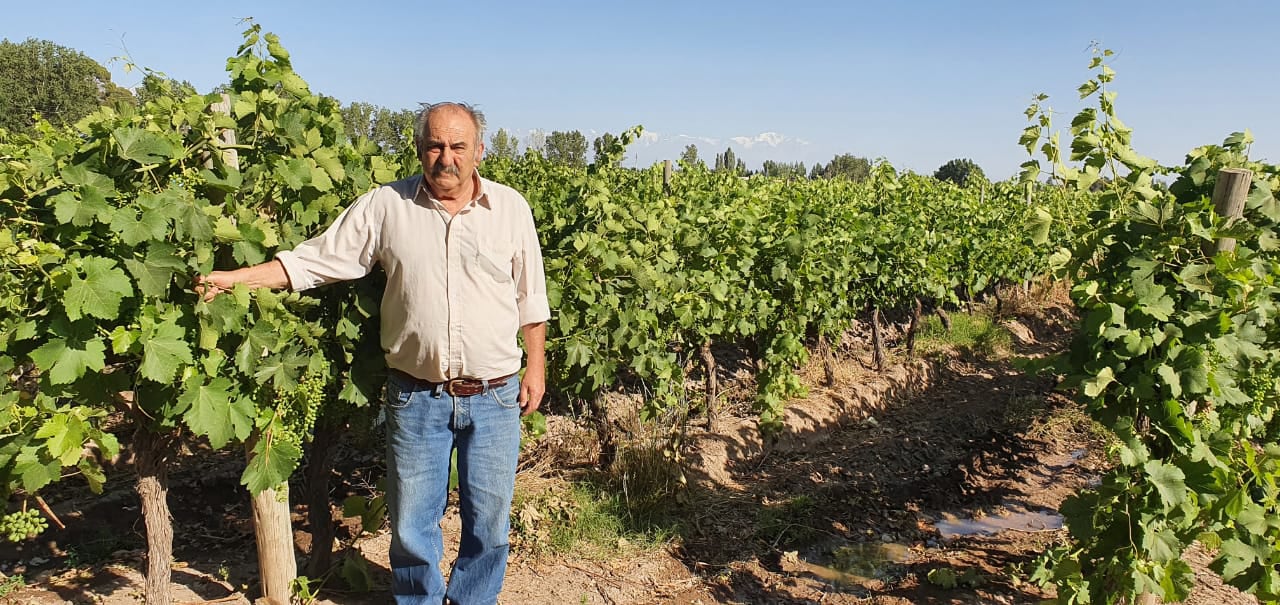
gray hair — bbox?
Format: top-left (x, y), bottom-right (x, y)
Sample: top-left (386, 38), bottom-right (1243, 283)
top-left (413, 102), bottom-right (487, 152)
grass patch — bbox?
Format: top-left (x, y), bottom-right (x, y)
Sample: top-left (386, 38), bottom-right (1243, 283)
top-left (754, 494), bottom-right (817, 546)
top-left (511, 481), bottom-right (677, 559)
top-left (512, 441), bottom-right (683, 559)
top-left (915, 312), bottom-right (1012, 358)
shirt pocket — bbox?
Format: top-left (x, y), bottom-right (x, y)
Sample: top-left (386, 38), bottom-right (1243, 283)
top-left (475, 244), bottom-right (514, 284)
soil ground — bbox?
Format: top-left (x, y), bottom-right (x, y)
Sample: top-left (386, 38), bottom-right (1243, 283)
top-left (0, 290), bottom-right (1258, 604)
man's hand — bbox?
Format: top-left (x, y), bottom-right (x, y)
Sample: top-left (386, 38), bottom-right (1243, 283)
top-left (519, 321), bottom-right (547, 416)
top-left (518, 366), bottom-right (544, 416)
top-left (193, 260), bottom-right (291, 302)
top-left (194, 271), bottom-right (237, 302)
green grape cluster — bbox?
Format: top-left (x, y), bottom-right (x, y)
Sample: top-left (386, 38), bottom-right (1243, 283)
top-left (1242, 362), bottom-right (1278, 407)
top-left (278, 372), bottom-right (325, 449)
top-left (0, 508), bottom-right (48, 542)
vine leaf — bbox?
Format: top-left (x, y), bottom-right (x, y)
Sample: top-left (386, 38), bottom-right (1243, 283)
top-left (109, 206), bottom-right (169, 246)
top-left (242, 433), bottom-right (302, 494)
top-left (29, 336), bottom-right (106, 384)
top-left (124, 243), bottom-right (187, 298)
top-left (140, 319), bottom-right (194, 384)
top-left (34, 413), bottom-right (87, 467)
top-left (63, 257), bottom-right (133, 321)
top-left (1029, 207), bottom-right (1053, 245)
top-left (1144, 460), bottom-right (1187, 510)
top-left (13, 449), bottom-right (60, 493)
top-left (180, 377), bottom-right (252, 449)
top-left (112, 127), bottom-right (178, 164)
top-left (1082, 366), bottom-right (1115, 398)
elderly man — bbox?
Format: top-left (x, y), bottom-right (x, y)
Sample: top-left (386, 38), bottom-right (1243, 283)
top-left (198, 102), bottom-right (549, 604)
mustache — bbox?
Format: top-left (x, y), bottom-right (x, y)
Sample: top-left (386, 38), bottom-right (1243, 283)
top-left (432, 164), bottom-right (461, 177)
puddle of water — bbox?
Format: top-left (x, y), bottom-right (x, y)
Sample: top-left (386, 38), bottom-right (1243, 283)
top-left (933, 504), bottom-right (1062, 539)
top-left (787, 541), bottom-right (913, 586)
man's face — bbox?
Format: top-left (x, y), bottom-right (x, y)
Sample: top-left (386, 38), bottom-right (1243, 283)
top-left (419, 108), bottom-right (484, 195)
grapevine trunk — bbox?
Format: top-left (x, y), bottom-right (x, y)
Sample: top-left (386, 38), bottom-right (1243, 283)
top-left (133, 427), bottom-right (175, 605)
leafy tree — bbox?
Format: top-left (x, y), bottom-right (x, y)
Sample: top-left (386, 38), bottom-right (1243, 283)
top-left (545, 130), bottom-right (588, 167)
top-left (522, 128), bottom-right (546, 158)
top-left (0, 38), bottom-right (134, 133)
top-left (134, 72), bottom-right (198, 107)
top-left (338, 101), bottom-right (415, 153)
top-left (762, 160), bottom-right (806, 180)
top-left (680, 144), bottom-right (701, 167)
top-left (810, 153), bottom-right (872, 181)
top-left (592, 132), bottom-right (618, 166)
top-left (488, 128), bottom-right (520, 160)
top-left (934, 158), bottom-right (986, 187)
top-left (714, 147), bottom-right (744, 175)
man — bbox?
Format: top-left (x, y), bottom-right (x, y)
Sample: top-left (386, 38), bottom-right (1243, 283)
top-left (198, 102), bottom-right (549, 605)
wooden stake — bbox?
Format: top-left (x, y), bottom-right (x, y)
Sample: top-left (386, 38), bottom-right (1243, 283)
top-left (871, 307), bottom-right (885, 371)
top-left (209, 96), bottom-right (297, 602)
top-left (1210, 168), bottom-right (1252, 254)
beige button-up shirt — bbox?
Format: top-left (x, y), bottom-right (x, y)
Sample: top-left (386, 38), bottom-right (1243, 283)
top-left (275, 171), bottom-right (551, 382)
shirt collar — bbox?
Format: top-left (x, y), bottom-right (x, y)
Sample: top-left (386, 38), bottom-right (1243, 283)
top-left (417, 170), bottom-right (491, 209)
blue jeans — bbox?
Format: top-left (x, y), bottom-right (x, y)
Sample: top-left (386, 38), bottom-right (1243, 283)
top-left (384, 372), bottom-right (523, 605)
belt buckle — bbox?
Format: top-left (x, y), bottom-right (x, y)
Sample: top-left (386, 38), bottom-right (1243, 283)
top-left (445, 378), bottom-right (480, 397)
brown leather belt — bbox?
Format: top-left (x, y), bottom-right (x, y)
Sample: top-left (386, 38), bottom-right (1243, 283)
top-left (390, 369), bottom-right (518, 397)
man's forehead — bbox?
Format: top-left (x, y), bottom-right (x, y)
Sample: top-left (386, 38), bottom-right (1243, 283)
top-left (429, 108), bottom-right (474, 127)
top-left (425, 130), bottom-right (472, 143)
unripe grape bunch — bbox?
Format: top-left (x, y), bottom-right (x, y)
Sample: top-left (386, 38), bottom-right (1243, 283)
top-left (0, 508), bottom-right (49, 542)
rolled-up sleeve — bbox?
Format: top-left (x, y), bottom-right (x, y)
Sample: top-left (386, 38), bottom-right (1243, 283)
top-left (275, 192), bottom-right (380, 291)
top-left (514, 205), bottom-right (551, 326)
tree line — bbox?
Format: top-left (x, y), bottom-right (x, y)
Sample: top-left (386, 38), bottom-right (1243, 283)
top-left (0, 37), bottom-right (986, 186)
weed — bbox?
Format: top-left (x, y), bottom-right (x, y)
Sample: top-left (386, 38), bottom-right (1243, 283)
top-left (0, 574), bottom-right (24, 597)
top-left (290, 575), bottom-right (320, 605)
top-left (755, 494), bottom-right (817, 546)
top-left (610, 440), bottom-right (685, 522)
top-left (1025, 400), bottom-right (1113, 446)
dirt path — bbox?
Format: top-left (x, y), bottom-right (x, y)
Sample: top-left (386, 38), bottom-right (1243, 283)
top-left (0, 301), bottom-right (1258, 604)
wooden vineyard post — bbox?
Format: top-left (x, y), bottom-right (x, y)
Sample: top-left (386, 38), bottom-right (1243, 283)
top-left (207, 94), bottom-right (240, 168)
top-left (1210, 167), bottom-right (1252, 254)
top-left (210, 95), bottom-right (297, 604)
top-left (663, 159), bottom-right (672, 195)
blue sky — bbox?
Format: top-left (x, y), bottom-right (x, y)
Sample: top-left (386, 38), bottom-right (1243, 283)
top-left (5, 1), bottom-right (1278, 178)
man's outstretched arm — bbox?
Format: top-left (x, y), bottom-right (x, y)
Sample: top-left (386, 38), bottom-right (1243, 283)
top-left (195, 259), bottom-right (291, 301)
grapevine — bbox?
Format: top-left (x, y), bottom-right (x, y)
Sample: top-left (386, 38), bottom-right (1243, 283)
top-left (1024, 47), bottom-right (1280, 603)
